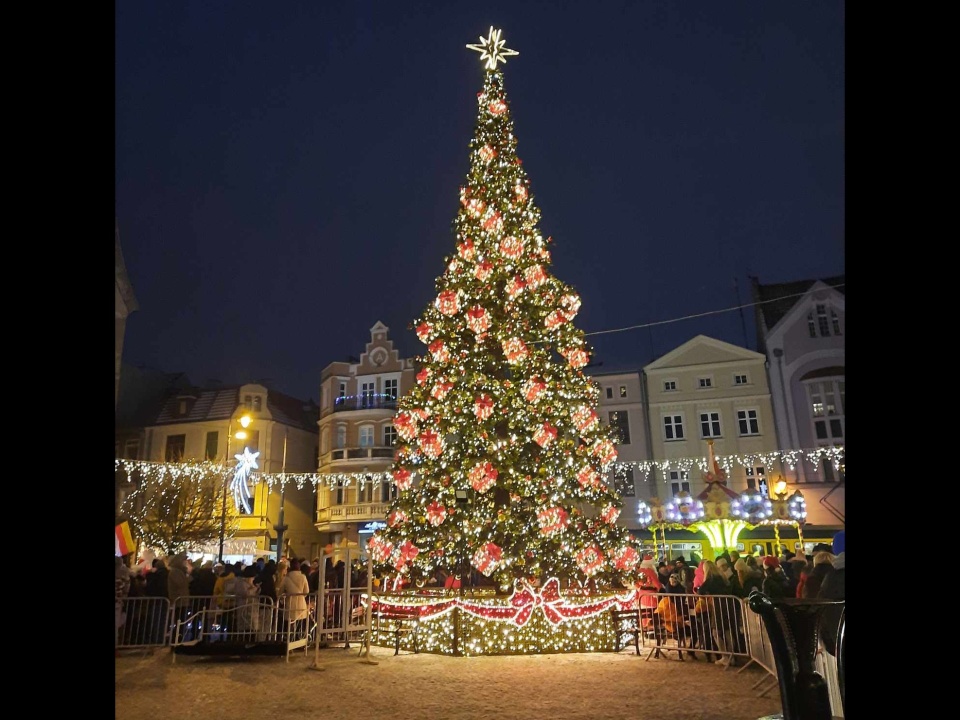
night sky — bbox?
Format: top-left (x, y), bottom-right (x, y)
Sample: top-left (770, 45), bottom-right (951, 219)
top-left (115, 2), bottom-right (844, 403)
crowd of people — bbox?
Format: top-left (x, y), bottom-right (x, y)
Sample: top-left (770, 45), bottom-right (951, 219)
top-left (114, 551), bottom-right (356, 651)
top-left (115, 533), bottom-right (846, 661)
top-left (637, 530), bottom-right (846, 667)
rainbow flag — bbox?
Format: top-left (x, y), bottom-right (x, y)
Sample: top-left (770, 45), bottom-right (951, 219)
top-left (115, 521), bottom-right (135, 557)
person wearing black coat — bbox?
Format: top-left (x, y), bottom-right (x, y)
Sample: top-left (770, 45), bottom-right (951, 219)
top-left (144, 559), bottom-right (169, 643)
top-left (817, 530), bottom-right (845, 656)
top-left (258, 560), bottom-right (278, 602)
top-left (190, 561), bottom-right (217, 597)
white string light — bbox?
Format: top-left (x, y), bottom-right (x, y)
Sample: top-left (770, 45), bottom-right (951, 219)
top-left (115, 444), bottom-right (843, 492)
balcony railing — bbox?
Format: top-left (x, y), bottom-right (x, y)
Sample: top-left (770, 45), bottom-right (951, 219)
top-left (333, 394), bottom-right (398, 412)
top-left (316, 502), bottom-right (390, 526)
top-left (329, 446), bottom-right (396, 461)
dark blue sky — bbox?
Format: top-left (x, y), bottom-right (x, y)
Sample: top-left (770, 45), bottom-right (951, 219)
top-left (115, 2), bottom-right (844, 403)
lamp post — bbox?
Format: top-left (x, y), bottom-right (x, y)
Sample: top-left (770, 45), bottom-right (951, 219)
top-left (218, 413), bottom-right (252, 564)
top-left (771, 477), bottom-right (789, 556)
top-left (273, 427), bottom-right (289, 561)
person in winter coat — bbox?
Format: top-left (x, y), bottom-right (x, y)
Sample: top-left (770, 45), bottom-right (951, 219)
top-left (279, 558), bottom-right (311, 639)
top-left (817, 530), bottom-right (845, 656)
top-left (143, 558), bottom-right (169, 643)
top-left (166, 553), bottom-right (192, 640)
top-left (233, 565), bottom-right (262, 639)
top-left (258, 559), bottom-right (278, 602)
top-left (800, 552), bottom-right (834, 599)
top-left (115, 556), bottom-right (131, 653)
top-left (674, 557), bottom-right (696, 594)
top-left (167, 553), bottom-right (191, 606)
top-left (735, 558), bottom-right (763, 595)
top-left (761, 556), bottom-right (789, 600)
top-left (190, 561), bottom-right (217, 598)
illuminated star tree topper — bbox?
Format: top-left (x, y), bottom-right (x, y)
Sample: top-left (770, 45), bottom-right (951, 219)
top-left (466, 26), bottom-right (518, 70)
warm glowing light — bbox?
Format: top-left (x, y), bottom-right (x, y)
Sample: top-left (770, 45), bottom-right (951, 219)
top-left (466, 27), bottom-right (519, 70)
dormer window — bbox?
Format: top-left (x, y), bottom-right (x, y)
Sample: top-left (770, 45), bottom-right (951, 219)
top-left (174, 395), bottom-right (197, 417)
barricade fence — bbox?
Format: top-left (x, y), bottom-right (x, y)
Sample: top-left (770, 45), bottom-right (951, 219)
top-left (116, 582), bottom-right (842, 717)
top-left (635, 592), bottom-right (843, 718)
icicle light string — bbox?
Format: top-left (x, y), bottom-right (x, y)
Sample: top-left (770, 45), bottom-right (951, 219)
top-left (115, 444), bottom-right (843, 492)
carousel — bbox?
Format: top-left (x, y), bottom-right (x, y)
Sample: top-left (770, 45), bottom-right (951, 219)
top-left (636, 440), bottom-right (808, 561)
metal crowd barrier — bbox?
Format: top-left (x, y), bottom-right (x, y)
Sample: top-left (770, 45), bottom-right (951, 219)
top-left (636, 591), bottom-right (843, 718)
top-left (116, 595), bottom-right (171, 650)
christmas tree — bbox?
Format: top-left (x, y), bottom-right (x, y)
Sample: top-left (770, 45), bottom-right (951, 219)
top-left (370, 28), bottom-right (642, 592)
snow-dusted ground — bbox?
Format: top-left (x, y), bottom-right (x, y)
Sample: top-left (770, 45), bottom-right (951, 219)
top-left (115, 647), bottom-right (783, 720)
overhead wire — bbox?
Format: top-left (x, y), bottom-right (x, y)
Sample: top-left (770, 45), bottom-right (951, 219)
top-left (582, 283), bottom-right (845, 339)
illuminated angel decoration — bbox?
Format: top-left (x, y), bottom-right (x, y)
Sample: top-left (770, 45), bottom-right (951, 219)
top-left (231, 447), bottom-right (260, 514)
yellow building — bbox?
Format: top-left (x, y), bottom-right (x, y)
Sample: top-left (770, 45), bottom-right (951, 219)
top-left (315, 322), bottom-right (417, 553)
top-left (141, 383), bottom-right (321, 562)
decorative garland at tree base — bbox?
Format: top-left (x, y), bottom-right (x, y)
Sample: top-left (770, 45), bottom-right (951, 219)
top-left (366, 579), bottom-right (636, 656)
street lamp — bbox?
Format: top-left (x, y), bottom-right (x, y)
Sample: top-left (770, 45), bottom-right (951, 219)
top-left (218, 413), bottom-right (252, 564)
top-left (773, 478), bottom-right (788, 498)
top-left (273, 427), bottom-right (289, 561)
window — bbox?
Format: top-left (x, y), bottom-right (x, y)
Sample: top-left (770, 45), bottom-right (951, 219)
top-left (359, 426), bottom-right (374, 447)
top-left (338, 382), bottom-right (347, 399)
top-left (619, 385), bottom-right (627, 398)
top-left (668, 470), bottom-right (690, 496)
top-left (361, 382), bottom-right (375, 408)
top-left (205, 431), bottom-right (219, 461)
top-left (734, 374), bottom-right (748, 386)
top-left (252, 396), bottom-right (262, 412)
top-left (177, 399), bottom-right (189, 416)
top-left (745, 466), bottom-right (766, 491)
top-left (383, 425), bottom-right (397, 447)
top-left (608, 411), bottom-right (631, 444)
top-left (698, 377), bottom-right (712, 388)
top-left (816, 304), bottom-right (831, 336)
top-left (699, 412), bottom-right (722, 438)
top-left (357, 477), bottom-right (375, 503)
top-left (808, 304), bottom-right (841, 338)
top-left (663, 380), bottom-right (676, 392)
top-left (320, 428), bottom-right (329, 455)
top-left (663, 414), bottom-right (684, 441)
top-left (383, 378), bottom-right (398, 400)
top-left (605, 387), bottom-right (613, 399)
top-left (737, 409), bottom-right (760, 436)
top-left (807, 379), bottom-right (844, 442)
top-left (820, 455), bottom-right (840, 483)
top-left (336, 426), bottom-right (346, 449)
top-left (165, 434), bottom-right (186, 462)
top-left (614, 467), bottom-right (636, 497)
top-left (334, 477), bottom-right (345, 505)
top-left (383, 477), bottom-right (399, 502)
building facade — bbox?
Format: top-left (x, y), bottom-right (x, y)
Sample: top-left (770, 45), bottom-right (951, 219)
top-left (140, 383), bottom-right (321, 562)
top-left (590, 368), bottom-right (655, 525)
top-left (752, 276), bottom-right (845, 525)
top-left (643, 335), bottom-right (781, 500)
top-left (315, 322), bottom-right (417, 552)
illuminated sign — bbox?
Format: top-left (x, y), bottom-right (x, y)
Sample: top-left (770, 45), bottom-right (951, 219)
top-left (360, 521), bottom-right (387, 534)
